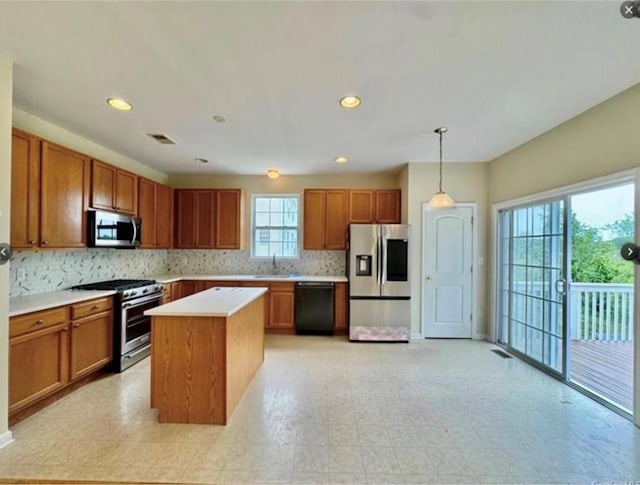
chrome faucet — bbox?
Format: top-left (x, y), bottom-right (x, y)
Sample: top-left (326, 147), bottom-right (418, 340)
top-left (272, 253), bottom-right (277, 274)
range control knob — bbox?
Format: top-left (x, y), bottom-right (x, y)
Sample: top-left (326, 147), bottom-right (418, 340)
top-left (123, 292), bottom-right (130, 298)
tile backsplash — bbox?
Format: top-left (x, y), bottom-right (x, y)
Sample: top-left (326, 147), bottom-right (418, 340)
top-left (9, 249), bottom-right (170, 297)
top-left (166, 250), bottom-right (346, 276)
top-left (9, 248), bottom-right (345, 297)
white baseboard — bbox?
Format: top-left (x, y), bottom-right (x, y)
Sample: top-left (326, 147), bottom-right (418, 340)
top-left (474, 333), bottom-right (488, 341)
top-left (0, 430), bottom-right (14, 450)
top-left (411, 332), bottom-right (423, 340)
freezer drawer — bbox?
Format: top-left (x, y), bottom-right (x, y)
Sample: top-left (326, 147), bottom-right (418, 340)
top-left (349, 298), bottom-right (411, 342)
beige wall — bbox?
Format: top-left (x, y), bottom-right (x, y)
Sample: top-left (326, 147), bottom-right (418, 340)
top-left (398, 164), bottom-right (409, 224)
top-left (489, 82), bottom-right (640, 204)
top-left (170, 172), bottom-right (403, 248)
top-left (406, 162), bottom-right (490, 337)
top-left (13, 108), bottom-right (169, 185)
top-left (0, 54), bottom-right (12, 444)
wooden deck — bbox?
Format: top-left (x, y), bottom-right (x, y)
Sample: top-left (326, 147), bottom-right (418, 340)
top-left (570, 340), bottom-right (633, 412)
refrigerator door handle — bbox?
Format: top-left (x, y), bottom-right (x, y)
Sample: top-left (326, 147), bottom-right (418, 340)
top-left (381, 235), bottom-right (387, 285)
top-left (376, 237), bottom-right (382, 287)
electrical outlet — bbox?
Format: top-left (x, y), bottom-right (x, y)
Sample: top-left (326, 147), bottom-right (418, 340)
top-left (17, 268), bottom-right (26, 280)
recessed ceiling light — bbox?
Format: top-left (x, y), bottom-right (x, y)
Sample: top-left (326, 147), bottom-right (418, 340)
top-left (335, 156), bottom-right (348, 164)
top-left (212, 115), bottom-right (227, 123)
top-left (339, 95), bottom-right (361, 109)
top-left (194, 158), bottom-right (209, 164)
top-left (267, 169), bottom-right (280, 179)
top-left (107, 97), bottom-right (133, 111)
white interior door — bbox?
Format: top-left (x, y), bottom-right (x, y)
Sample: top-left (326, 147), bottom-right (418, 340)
top-left (423, 206), bottom-right (473, 338)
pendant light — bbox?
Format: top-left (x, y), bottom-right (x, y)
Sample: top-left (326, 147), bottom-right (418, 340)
top-left (428, 127), bottom-right (456, 208)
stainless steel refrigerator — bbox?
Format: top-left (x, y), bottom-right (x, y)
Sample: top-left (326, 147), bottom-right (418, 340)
top-left (348, 224), bottom-right (411, 342)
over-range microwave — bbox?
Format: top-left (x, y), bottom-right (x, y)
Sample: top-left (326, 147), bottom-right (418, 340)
top-left (87, 209), bottom-right (141, 248)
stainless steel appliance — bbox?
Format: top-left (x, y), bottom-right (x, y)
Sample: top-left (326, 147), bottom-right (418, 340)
top-left (295, 281), bottom-right (335, 335)
top-left (348, 224), bottom-right (411, 342)
top-left (87, 209), bottom-right (141, 248)
top-left (71, 279), bottom-right (162, 371)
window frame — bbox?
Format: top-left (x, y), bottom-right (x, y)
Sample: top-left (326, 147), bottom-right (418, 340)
top-left (250, 193), bottom-right (301, 260)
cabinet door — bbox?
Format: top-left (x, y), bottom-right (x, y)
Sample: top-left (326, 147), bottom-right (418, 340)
top-left (175, 190), bottom-right (196, 248)
top-left (156, 184), bottom-right (173, 249)
top-left (10, 129), bottom-right (40, 249)
top-left (348, 190), bottom-right (375, 224)
top-left (303, 190), bottom-right (326, 250)
top-left (216, 189), bottom-right (243, 249)
top-left (375, 190), bottom-right (401, 223)
top-left (180, 281), bottom-right (199, 298)
top-left (195, 190), bottom-right (216, 249)
top-left (325, 190), bottom-right (347, 250)
top-left (91, 159), bottom-right (116, 211)
top-left (40, 142), bottom-right (90, 248)
top-left (334, 282), bottom-right (348, 333)
top-left (70, 311), bottom-right (113, 381)
top-left (138, 178), bottom-right (157, 248)
top-left (115, 170), bottom-right (138, 215)
top-left (9, 323), bottom-right (69, 414)
top-left (270, 284), bottom-right (294, 330)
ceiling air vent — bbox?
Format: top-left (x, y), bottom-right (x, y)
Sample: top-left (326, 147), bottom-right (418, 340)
top-left (147, 133), bottom-right (176, 145)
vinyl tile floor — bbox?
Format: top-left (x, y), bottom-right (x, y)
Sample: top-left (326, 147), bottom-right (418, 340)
top-left (1, 335), bottom-right (639, 484)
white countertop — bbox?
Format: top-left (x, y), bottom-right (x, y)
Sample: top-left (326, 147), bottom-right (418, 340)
top-left (145, 287), bottom-right (268, 318)
top-left (150, 274), bottom-right (348, 283)
top-left (9, 290), bottom-right (117, 317)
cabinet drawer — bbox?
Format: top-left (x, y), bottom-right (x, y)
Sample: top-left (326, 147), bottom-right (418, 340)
top-left (270, 282), bottom-right (294, 292)
top-left (10, 307), bottom-right (67, 338)
top-left (70, 297), bottom-right (113, 320)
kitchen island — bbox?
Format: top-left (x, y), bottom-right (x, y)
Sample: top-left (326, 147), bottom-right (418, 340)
top-left (145, 286), bottom-right (267, 425)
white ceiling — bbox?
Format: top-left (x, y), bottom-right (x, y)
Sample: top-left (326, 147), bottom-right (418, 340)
top-left (0, 1), bottom-right (638, 176)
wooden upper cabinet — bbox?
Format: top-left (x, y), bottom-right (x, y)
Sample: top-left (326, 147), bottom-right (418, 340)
top-left (10, 129), bottom-right (40, 249)
top-left (138, 178), bottom-right (157, 249)
top-left (40, 142), bottom-right (90, 248)
top-left (303, 190), bottom-right (326, 250)
top-left (348, 190), bottom-right (375, 223)
top-left (375, 189), bottom-right (401, 224)
top-left (175, 189), bottom-right (215, 249)
top-left (156, 183), bottom-right (173, 249)
top-left (90, 159), bottom-right (138, 215)
top-left (325, 190), bottom-right (347, 250)
top-left (216, 189), bottom-right (243, 249)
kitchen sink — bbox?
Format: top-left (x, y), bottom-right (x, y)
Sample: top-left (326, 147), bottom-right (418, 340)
top-left (252, 274), bottom-right (292, 279)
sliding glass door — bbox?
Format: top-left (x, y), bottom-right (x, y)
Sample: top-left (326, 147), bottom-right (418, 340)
top-left (498, 199), bottom-right (566, 374)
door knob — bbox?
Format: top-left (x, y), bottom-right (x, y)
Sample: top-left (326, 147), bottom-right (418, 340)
top-left (426, 276), bottom-right (432, 281)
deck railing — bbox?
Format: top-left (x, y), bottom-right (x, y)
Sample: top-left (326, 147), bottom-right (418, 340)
top-left (569, 283), bottom-right (634, 342)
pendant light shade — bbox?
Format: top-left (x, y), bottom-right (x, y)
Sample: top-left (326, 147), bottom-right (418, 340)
top-left (429, 127), bottom-right (455, 208)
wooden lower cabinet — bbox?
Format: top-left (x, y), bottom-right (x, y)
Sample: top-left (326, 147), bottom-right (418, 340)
top-left (9, 322), bottom-right (69, 414)
top-left (334, 282), bottom-right (348, 334)
top-left (180, 280), bottom-right (199, 298)
top-left (269, 282), bottom-right (295, 331)
top-left (9, 297), bottom-right (114, 417)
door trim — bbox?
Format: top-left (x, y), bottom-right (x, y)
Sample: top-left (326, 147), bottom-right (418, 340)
top-left (420, 202), bottom-right (479, 339)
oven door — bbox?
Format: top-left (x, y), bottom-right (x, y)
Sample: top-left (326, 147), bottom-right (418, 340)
top-left (121, 293), bottom-right (161, 354)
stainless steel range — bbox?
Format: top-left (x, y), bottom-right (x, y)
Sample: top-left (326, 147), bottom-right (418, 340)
top-left (71, 279), bottom-right (163, 371)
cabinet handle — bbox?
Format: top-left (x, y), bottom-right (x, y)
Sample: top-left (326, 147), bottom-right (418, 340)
top-left (91, 305), bottom-right (99, 310)
top-left (35, 319), bottom-right (44, 324)
top-left (29, 240), bottom-right (37, 245)
top-left (41, 240), bottom-right (49, 245)
top-left (62, 327), bottom-right (68, 332)
top-left (72, 323), bottom-right (80, 328)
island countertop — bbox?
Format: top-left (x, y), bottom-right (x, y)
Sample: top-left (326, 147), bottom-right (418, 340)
top-left (145, 286), bottom-right (268, 318)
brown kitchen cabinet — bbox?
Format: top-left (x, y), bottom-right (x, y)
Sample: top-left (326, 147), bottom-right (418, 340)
top-left (138, 178), bottom-right (173, 249)
top-left (9, 307), bottom-right (69, 415)
top-left (303, 189), bottom-right (347, 250)
top-left (40, 141), bottom-right (90, 248)
top-left (11, 133), bottom-right (90, 249)
top-left (375, 190), bottom-right (401, 223)
top-left (348, 190), bottom-right (375, 224)
top-left (91, 159), bottom-right (138, 215)
top-left (175, 189), bottom-right (216, 249)
top-left (216, 189), bottom-right (244, 249)
top-left (269, 282), bottom-right (295, 331)
top-left (10, 128), bottom-right (40, 249)
top-left (334, 282), bottom-right (348, 334)
top-left (69, 298), bottom-right (113, 381)
top-left (179, 280), bottom-right (200, 298)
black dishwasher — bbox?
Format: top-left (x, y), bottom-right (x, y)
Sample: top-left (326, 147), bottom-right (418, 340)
top-left (295, 282), bottom-right (335, 335)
